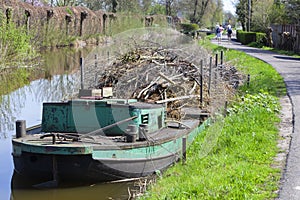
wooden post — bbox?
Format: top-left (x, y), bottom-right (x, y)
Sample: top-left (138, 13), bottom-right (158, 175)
top-left (224, 101), bottom-right (228, 117)
top-left (200, 60), bottom-right (203, 108)
top-left (16, 120), bottom-right (26, 138)
top-left (95, 54), bottom-right (98, 68)
top-left (208, 56), bottom-right (212, 95)
top-left (182, 137), bottom-right (187, 164)
top-left (221, 50), bottom-right (224, 65)
top-left (25, 10), bottom-right (30, 35)
top-left (215, 54), bottom-right (218, 85)
top-left (80, 58), bottom-right (84, 90)
top-left (247, 74), bottom-right (250, 87)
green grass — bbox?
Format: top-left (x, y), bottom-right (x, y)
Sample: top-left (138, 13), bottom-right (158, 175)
top-left (262, 47), bottom-right (300, 58)
top-left (204, 42), bottom-right (286, 97)
top-left (141, 37), bottom-right (286, 200)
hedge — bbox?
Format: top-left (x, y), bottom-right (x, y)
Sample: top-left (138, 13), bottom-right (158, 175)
top-left (237, 30), bottom-right (266, 45)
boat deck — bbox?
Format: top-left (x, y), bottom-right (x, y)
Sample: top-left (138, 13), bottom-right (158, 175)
top-left (13, 119), bottom-right (200, 150)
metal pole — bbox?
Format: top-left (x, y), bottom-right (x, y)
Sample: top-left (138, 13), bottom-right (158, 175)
top-left (80, 57), bottom-right (84, 90)
top-left (94, 55), bottom-right (98, 87)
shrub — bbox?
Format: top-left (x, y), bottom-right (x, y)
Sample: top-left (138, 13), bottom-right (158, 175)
top-left (180, 23), bottom-right (199, 33)
top-left (237, 30), bottom-right (266, 46)
top-left (0, 14), bottom-right (36, 67)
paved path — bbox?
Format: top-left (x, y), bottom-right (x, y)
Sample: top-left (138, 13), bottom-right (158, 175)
top-left (211, 38), bottom-right (300, 199)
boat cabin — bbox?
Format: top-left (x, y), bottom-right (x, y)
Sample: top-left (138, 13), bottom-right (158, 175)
top-left (41, 99), bottom-right (166, 138)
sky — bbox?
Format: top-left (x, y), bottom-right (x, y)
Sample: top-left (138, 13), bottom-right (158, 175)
top-left (223, 0), bottom-right (237, 14)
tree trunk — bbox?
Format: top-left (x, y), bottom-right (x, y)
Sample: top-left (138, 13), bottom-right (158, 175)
top-left (192, 0), bottom-right (198, 23)
top-left (166, 0), bottom-right (172, 16)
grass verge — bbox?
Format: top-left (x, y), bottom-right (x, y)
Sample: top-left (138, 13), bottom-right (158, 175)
top-left (141, 38), bottom-right (286, 199)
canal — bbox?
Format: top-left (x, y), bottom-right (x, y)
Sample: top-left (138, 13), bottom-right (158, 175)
top-left (0, 48), bottom-right (133, 200)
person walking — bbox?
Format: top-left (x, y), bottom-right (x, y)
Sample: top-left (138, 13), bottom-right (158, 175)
top-left (216, 25), bottom-right (224, 44)
top-left (227, 24), bottom-right (233, 42)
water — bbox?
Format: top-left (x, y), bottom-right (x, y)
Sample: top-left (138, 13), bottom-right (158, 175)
top-left (0, 49), bottom-right (133, 200)
top-left (10, 182), bottom-right (132, 200)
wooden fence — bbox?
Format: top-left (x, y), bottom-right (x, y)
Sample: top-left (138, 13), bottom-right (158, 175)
top-left (271, 24), bottom-right (300, 53)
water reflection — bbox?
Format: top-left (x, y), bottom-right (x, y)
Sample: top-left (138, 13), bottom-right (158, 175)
top-left (11, 173), bottom-right (132, 200)
top-left (0, 47), bottom-right (136, 200)
top-left (0, 48), bottom-right (91, 200)
top-left (0, 74), bottom-right (80, 135)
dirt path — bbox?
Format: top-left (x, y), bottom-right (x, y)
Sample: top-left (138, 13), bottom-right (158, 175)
top-left (211, 37), bottom-right (300, 199)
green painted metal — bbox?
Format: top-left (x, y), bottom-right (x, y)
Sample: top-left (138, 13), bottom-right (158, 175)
top-left (41, 99), bottom-right (165, 135)
top-left (90, 119), bottom-right (210, 160)
top-left (13, 119), bottom-right (210, 157)
top-left (12, 141), bottom-right (93, 156)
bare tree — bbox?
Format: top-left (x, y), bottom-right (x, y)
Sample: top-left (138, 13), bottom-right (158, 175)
top-left (166, 0), bottom-right (174, 16)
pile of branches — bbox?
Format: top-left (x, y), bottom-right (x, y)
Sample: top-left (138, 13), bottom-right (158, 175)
top-left (94, 45), bottom-right (210, 120)
top-left (83, 29), bottom-right (243, 120)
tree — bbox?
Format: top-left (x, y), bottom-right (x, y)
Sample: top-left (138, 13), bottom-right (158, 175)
top-left (175, 0), bottom-right (215, 25)
top-left (284, 0), bottom-right (300, 24)
top-left (236, 0), bottom-right (250, 31)
top-left (165, 0), bottom-right (174, 16)
top-left (236, 0), bottom-right (299, 32)
top-left (268, 1), bottom-right (286, 25)
top-left (251, 0), bottom-right (273, 31)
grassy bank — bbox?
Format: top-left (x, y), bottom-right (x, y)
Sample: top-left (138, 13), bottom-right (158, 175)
top-left (142, 40), bottom-right (286, 199)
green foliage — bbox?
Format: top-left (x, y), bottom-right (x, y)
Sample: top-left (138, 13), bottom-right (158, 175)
top-left (237, 30), bottom-right (266, 46)
top-left (228, 91), bottom-right (280, 115)
top-left (248, 32), bottom-right (267, 48)
top-left (108, 14), bottom-right (168, 36)
top-left (40, 19), bottom-right (77, 48)
top-left (180, 23), bottom-right (199, 33)
top-left (65, 7), bottom-right (73, 15)
top-left (108, 13), bottom-right (145, 36)
top-left (147, 3), bottom-right (165, 15)
top-left (0, 68), bottom-right (31, 96)
top-left (0, 17), bottom-right (36, 67)
top-left (237, 31), bottom-right (254, 44)
top-left (284, 0), bottom-right (300, 24)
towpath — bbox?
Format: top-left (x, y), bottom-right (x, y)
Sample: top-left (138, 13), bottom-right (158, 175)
top-left (211, 37), bottom-right (300, 199)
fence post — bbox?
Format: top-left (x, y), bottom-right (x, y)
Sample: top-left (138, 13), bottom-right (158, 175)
top-left (221, 50), bottom-right (224, 65)
top-left (215, 54), bottom-right (218, 85)
top-left (182, 137), bottom-right (186, 164)
top-left (247, 74), bottom-right (251, 87)
top-left (200, 60), bottom-right (203, 108)
top-left (208, 56), bottom-right (212, 95)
